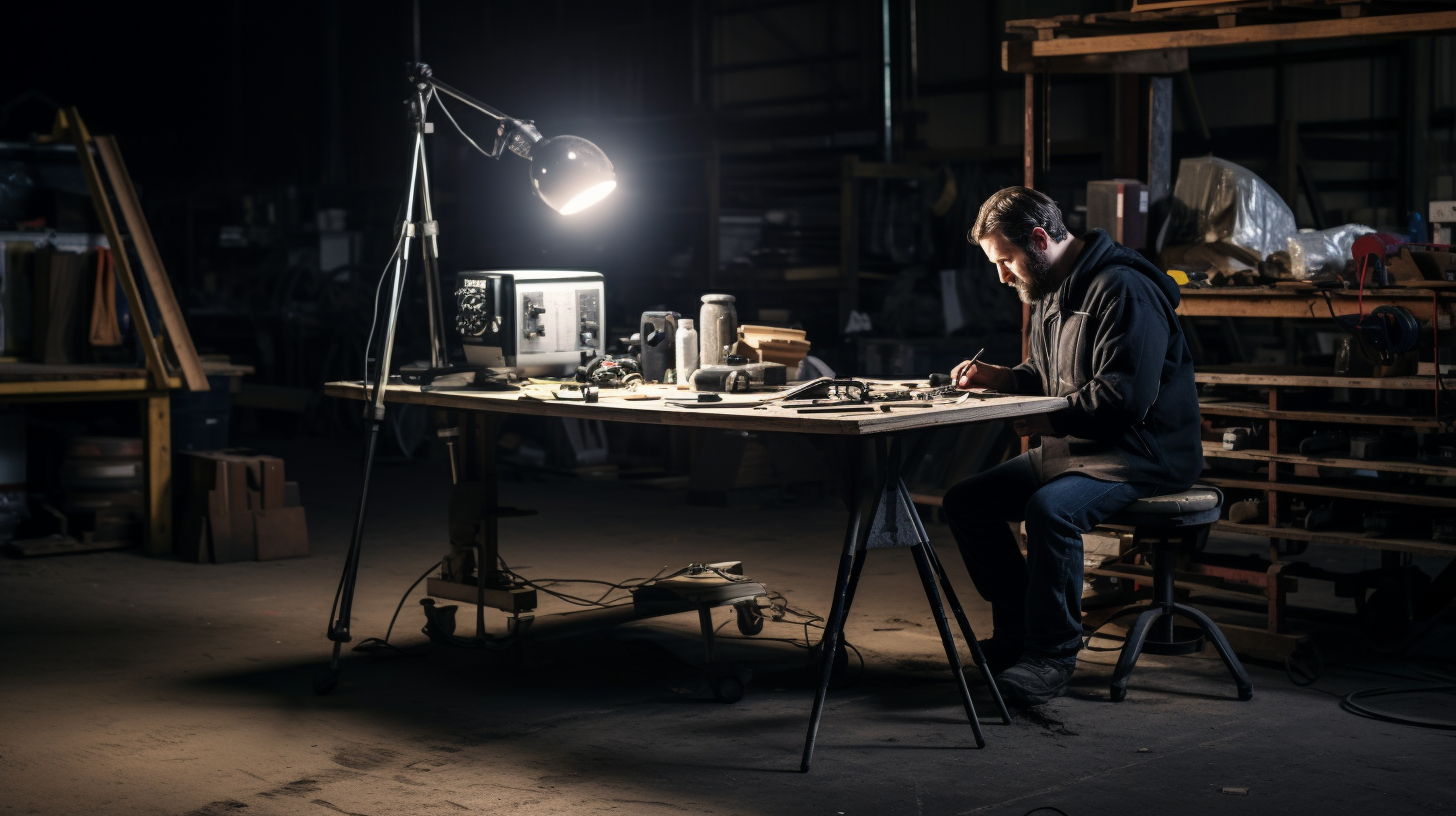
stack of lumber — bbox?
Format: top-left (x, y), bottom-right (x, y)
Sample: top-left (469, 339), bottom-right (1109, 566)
top-left (735, 325), bottom-right (810, 368)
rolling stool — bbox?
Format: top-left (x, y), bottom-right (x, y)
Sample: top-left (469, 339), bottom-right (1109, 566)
top-left (1100, 486), bottom-right (1254, 702)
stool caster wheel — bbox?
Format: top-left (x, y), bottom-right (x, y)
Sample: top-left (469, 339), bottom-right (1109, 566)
top-left (734, 601), bottom-right (764, 636)
top-left (313, 668), bottom-right (340, 696)
top-left (1109, 685), bottom-right (1127, 703)
top-left (710, 671), bottom-right (744, 704)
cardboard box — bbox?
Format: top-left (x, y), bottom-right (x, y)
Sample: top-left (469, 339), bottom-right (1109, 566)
top-left (177, 451), bottom-right (307, 563)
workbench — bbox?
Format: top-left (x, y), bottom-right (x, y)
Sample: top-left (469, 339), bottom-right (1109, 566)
top-left (0, 361), bottom-right (251, 556)
top-left (322, 378), bottom-right (1065, 769)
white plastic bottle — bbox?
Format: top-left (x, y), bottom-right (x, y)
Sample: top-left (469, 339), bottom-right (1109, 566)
top-left (675, 318), bottom-right (699, 384)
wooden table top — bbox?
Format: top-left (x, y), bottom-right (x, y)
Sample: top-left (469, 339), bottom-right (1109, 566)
top-left (324, 380), bottom-right (1067, 436)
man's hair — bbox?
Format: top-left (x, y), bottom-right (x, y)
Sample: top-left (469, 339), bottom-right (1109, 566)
top-left (967, 186), bottom-right (1069, 252)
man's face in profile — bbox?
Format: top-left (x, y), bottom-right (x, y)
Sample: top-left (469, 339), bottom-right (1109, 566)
top-left (978, 229), bottom-right (1056, 304)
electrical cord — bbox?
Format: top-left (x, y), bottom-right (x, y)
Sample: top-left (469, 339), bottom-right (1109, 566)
top-left (1341, 685), bottom-right (1456, 730)
top-left (353, 559), bottom-right (442, 654)
top-left (435, 93), bottom-right (501, 160)
top-left (496, 554), bottom-right (673, 608)
top-left (361, 230), bottom-right (407, 383)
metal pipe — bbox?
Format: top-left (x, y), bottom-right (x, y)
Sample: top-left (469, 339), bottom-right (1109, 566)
top-left (882, 0), bottom-right (893, 163)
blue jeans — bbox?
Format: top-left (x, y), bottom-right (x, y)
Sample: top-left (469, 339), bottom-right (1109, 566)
top-left (942, 453), bottom-right (1160, 668)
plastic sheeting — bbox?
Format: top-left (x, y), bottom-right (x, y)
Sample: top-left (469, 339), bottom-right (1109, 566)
top-left (1167, 156), bottom-right (1297, 260)
top-left (1287, 224), bottom-right (1375, 280)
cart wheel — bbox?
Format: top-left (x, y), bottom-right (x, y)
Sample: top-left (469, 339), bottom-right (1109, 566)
top-left (734, 601), bottom-right (764, 636)
top-left (711, 673), bottom-right (744, 704)
top-left (313, 668), bottom-right (340, 696)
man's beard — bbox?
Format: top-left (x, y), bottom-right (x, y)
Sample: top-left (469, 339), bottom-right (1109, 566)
top-left (1011, 246), bottom-right (1058, 304)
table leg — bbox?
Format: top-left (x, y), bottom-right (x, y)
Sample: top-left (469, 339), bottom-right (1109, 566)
top-left (909, 539), bottom-right (985, 748)
top-left (142, 393), bottom-right (171, 557)
top-left (895, 477), bottom-right (1011, 724)
top-left (800, 441), bottom-right (872, 773)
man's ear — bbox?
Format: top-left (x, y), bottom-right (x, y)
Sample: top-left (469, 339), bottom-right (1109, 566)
top-left (1029, 226), bottom-right (1051, 253)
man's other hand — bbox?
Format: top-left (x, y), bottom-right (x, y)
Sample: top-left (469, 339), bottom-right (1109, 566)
top-left (951, 359), bottom-right (1014, 391)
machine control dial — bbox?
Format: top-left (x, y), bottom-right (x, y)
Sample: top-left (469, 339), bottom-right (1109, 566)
top-left (455, 289), bottom-right (490, 336)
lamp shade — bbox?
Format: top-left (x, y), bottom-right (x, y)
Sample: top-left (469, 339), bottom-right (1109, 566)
top-left (529, 135), bottom-right (617, 215)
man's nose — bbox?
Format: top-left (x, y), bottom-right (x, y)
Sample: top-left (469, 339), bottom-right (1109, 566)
top-left (998, 267), bottom-right (1014, 284)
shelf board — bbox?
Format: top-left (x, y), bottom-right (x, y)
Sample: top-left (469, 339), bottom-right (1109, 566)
top-left (1198, 399), bottom-right (1444, 429)
top-left (1203, 475), bottom-right (1456, 510)
top-left (1195, 366), bottom-right (1454, 391)
top-left (1201, 442), bottom-right (1456, 478)
top-left (1212, 522), bottom-right (1456, 559)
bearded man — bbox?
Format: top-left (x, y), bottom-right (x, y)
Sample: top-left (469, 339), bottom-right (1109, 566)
top-left (943, 186), bottom-right (1202, 707)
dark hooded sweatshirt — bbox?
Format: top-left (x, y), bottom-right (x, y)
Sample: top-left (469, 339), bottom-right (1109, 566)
top-left (1010, 229), bottom-right (1202, 489)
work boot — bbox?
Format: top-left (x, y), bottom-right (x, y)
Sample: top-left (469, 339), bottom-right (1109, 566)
top-left (974, 637), bottom-right (1023, 677)
top-left (996, 656), bottom-right (1073, 708)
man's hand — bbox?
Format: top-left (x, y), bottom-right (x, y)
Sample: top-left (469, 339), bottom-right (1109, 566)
top-left (1011, 413), bottom-right (1056, 437)
top-left (951, 359), bottom-right (1015, 391)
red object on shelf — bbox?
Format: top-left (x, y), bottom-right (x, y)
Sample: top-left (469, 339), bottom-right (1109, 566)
top-left (1351, 232), bottom-right (1406, 262)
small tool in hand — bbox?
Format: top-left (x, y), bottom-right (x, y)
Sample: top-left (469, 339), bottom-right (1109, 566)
top-left (955, 348), bottom-right (986, 389)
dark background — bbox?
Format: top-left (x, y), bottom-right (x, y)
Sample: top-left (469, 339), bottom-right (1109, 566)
top-left (1, 1), bottom-right (1451, 419)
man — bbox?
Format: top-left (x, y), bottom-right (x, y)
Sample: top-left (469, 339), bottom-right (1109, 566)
top-left (944, 186), bottom-right (1202, 707)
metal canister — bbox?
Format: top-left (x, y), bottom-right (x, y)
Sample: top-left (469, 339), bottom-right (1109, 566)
top-left (698, 294), bottom-right (738, 367)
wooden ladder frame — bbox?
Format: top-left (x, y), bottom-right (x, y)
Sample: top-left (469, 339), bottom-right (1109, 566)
top-left (60, 107), bottom-right (208, 392)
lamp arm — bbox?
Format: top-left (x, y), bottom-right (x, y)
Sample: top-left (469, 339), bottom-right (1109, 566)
top-left (408, 63), bottom-right (543, 161)
top-left (428, 76), bottom-right (510, 123)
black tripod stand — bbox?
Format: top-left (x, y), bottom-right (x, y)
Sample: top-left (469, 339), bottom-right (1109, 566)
top-left (315, 77), bottom-right (450, 695)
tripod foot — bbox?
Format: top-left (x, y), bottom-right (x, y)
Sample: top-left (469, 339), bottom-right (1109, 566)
top-left (313, 668), bottom-right (341, 696)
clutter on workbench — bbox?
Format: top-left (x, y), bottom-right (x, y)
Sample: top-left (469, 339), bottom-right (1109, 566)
top-left (1085, 179), bottom-right (1149, 250)
top-left (733, 324), bottom-right (810, 368)
top-left (698, 293), bottom-right (738, 366)
top-left (639, 310), bottom-right (680, 383)
top-left (675, 318), bottom-right (699, 384)
top-left (1166, 156), bottom-right (1297, 263)
top-left (690, 360), bottom-right (787, 392)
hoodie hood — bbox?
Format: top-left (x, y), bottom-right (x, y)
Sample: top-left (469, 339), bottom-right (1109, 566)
top-left (1062, 229), bottom-right (1180, 309)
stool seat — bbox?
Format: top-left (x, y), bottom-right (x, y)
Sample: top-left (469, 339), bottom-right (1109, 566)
top-left (1125, 488), bottom-right (1220, 515)
top-left (1106, 486), bottom-right (1222, 528)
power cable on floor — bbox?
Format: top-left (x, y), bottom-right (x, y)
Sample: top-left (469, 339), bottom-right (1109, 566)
top-left (353, 559), bottom-right (441, 653)
top-left (1340, 685), bottom-right (1456, 731)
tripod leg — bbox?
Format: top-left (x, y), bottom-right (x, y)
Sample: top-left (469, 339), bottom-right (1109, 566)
top-left (911, 541), bottom-right (986, 747)
top-left (896, 478), bottom-right (1011, 725)
top-left (317, 122), bottom-right (430, 695)
top-left (317, 418), bottom-right (386, 694)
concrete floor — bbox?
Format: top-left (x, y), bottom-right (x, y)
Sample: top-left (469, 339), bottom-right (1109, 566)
top-left (2, 436), bottom-right (1454, 816)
